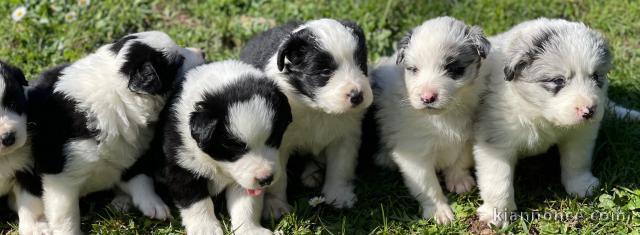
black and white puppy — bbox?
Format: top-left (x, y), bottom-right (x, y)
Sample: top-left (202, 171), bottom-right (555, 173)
top-left (27, 31), bottom-right (204, 234)
top-left (161, 60), bottom-right (292, 235)
top-left (240, 18), bottom-right (372, 217)
top-left (473, 18), bottom-right (617, 226)
top-left (0, 61), bottom-right (49, 234)
top-left (368, 17), bottom-right (489, 224)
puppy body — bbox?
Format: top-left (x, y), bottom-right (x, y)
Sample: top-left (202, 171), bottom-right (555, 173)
top-left (370, 17), bottom-right (490, 224)
top-left (0, 61), bottom-right (48, 235)
top-left (162, 60), bottom-right (292, 235)
top-left (240, 19), bottom-right (372, 216)
top-left (28, 32), bottom-right (203, 234)
top-left (473, 18), bottom-right (612, 226)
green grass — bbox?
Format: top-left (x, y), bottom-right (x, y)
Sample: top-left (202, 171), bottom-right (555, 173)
top-left (2, 0), bottom-right (640, 234)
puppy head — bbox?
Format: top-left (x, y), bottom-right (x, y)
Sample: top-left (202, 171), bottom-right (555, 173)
top-left (110, 31), bottom-right (205, 96)
top-left (276, 19), bottom-right (372, 114)
top-left (189, 74), bottom-right (292, 196)
top-left (503, 19), bottom-right (611, 126)
top-left (396, 17), bottom-right (490, 113)
top-left (0, 61), bottom-right (28, 155)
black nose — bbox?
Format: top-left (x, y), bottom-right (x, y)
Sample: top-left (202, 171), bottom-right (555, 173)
top-left (1, 132), bottom-right (15, 147)
top-left (257, 174), bottom-right (274, 187)
top-left (348, 90), bottom-right (363, 106)
top-left (583, 106), bottom-right (596, 119)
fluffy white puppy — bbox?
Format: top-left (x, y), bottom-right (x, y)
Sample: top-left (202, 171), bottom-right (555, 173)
top-left (370, 16), bottom-right (490, 224)
top-left (473, 18), bottom-right (617, 226)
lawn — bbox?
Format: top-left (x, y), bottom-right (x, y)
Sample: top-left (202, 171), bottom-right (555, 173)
top-left (2, 0), bottom-right (640, 234)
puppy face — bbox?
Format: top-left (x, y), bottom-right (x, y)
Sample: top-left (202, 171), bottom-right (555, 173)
top-left (189, 77), bottom-right (292, 195)
top-left (276, 19), bottom-right (372, 114)
top-left (396, 17), bottom-right (490, 113)
top-left (110, 31), bottom-right (205, 96)
top-left (503, 19), bottom-right (611, 126)
top-left (0, 61), bottom-right (28, 155)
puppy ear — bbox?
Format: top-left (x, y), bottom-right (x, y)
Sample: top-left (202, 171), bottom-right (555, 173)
top-left (128, 61), bottom-right (162, 94)
top-left (121, 43), bottom-right (165, 95)
top-left (276, 32), bottom-right (308, 72)
top-left (189, 107), bottom-right (217, 152)
top-left (1, 62), bottom-right (28, 86)
top-left (396, 31), bottom-right (412, 65)
top-left (466, 26), bottom-right (491, 59)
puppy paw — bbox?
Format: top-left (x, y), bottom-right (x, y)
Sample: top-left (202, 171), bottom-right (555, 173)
top-left (187, 223), bottom-right (224, 235)
top-left (322, 185), bottom-right (357, 209)
top-left (445, 173), bottom-right (476, 194)
top-left (237, 227), bottom-right (273, 235)
top-left (109, 194), bottom-right (132, 212)
top-left (477, 203), bottom-right (509, 228)
top-left (300, 164), bottom-right (323, 188)
top-left (422, 203), bottom-right (454, 224)
top-left (262, 197), bottom-right (292, 219)
top-left (133, 195), bottom-right (171, 220)
top-left (564, 173), bottom-right (600, 198)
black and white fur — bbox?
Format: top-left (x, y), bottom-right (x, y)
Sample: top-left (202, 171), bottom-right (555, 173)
top-left (27, 31), bottom-right (204, 234)
top-left (369, 17), bottom-right (490, 224)
top-left (240, 19), bottom-right (372, 216)
top-left (161, 60), bottom-right (292, 235)
top-left (0, 61), bottom-right (49, 234)
top-left (473, 18), bottom-right (618, 226)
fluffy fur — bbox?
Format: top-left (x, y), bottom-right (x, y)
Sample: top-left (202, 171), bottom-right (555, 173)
top-left (240, 19), bottom-right (372, 217)
top-left (160, 60), bottom-right (292, 235)
top-left (27, 31), bottom-right (204, 234)
top-left (0, 61), bottom-right (49, 235)
top-left (473, 18), bottom-right (614, 227)
top-left (369, 17), bottom-right (490, 224)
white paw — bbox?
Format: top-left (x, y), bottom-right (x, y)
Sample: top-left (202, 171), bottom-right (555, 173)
top-left (477, 203), bottom-right (509, 228)
top-left (186, 222), bottom-right (224, 235)
top-left (445, 173), bottom-right (476, 194)
top-left (322, 185), bottom-right (357, 209)
top-left (564, 173), bottom-right (600, 198)
top-left (110, 194), bottom-right (132, 212)
top-left (133, 195), bottom-right (171, 220)
top-left (20, 220), bottom-right (52, 235)
top-left (237, 227), bottom-right (273, 235)
top-left (422, 203), bottom-right (454, 224)
top-left (262, 196), bottom-right (292, 219)
top-left (300, 165), bottom-right (323, 188)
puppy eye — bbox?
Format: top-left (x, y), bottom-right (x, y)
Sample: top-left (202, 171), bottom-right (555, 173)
top-left (320, 69), bottom-right (333, 77)
top-left (591, 73), bottom-right (604, 87)
top-left (545, 77), bottom-right (566, 87)
top-left (406, 66), bottom-right (418, 74)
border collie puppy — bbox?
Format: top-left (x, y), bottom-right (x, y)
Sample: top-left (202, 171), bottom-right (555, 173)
top-left (473, 18), bottom-right (616, 227)
top-left (240, 18), bottom-right (372, 217)
top-left (27, 31), bottom-right (204, 234)
top-left (369, 17), bottom-right (490, 224)
top-left (161, 60), bottom-right (292, 235)
top-left (0, 61), bottom-right (49, 234)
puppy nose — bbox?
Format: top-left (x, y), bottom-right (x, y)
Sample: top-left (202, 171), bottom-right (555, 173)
top-left (1, 132), bottom-right (15, 147)
top-left (581, 105), bottom-right (597, 119)
top-left (257, 174), bottom-right (274, 187)
top-left (420, 92), bottom-right (438, 104)
top-left (348, 90), bottom-right (363, 106)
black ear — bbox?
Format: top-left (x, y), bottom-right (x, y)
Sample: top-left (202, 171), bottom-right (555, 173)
top-left (1, 62), bottom-right (28, 86)
top-left (466, 26), bottom-right (491, 59)
top-left (339, 20), bottom-right (368, 74)
top-left (189, 109), bottom-right (217, 151)
top-left (276, 31), bottom-right (310, 72)
top-left (396, 31), bottom-right (412, 65)
top-left (128, 61), bottom-right (162, 94)
top-left (504, 60), bottom-right (528, 81)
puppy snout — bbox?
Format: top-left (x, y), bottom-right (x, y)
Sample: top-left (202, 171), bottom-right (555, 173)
top-left (1, 132), bottom-right (15, 147)
top-left (348, 90), bottom-right (364, 106)
top-left (186, 47), bottom-right (205, 59)
top-left (256, 174), bottom-right (274, 187)
top-left (420, 91), bottom-right (438, 104)
top-left (578, 105), bottom-right (597, 120)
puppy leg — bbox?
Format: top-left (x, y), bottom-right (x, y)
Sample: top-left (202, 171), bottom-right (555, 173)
top-left (321, 135), bottom-right (359, 209)
top-left (392, 146), bottom-right (454, 224)
top-left (558, 125), bottom-right (600, 197)
top-left (262, 152), bottom-right (292, 219)
top-left (180, 198), bottom-right (224, 235)
top-left (118, 174), bottom-right (171, 220)
top-left (42, 174), bottom-right (82, 235)
top-left (226, 185), bottom-right (271, 235)
top-left (300, 159), bottom-right (324, 188)
top-left (14, 185), bottom-right (49, 235)
top-left (444, 143), bottom-right (476, 194)
top-left (474, 143), bottom-right (517, 227)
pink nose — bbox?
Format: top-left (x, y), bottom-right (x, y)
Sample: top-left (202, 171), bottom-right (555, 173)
top-left (577, 105), bottom-right (596, 120)
top-left (420, 92), bottom-right (438, 104)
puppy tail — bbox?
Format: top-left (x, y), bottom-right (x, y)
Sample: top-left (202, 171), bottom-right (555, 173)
top-left (608, 101), bottom-right (640, 120)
